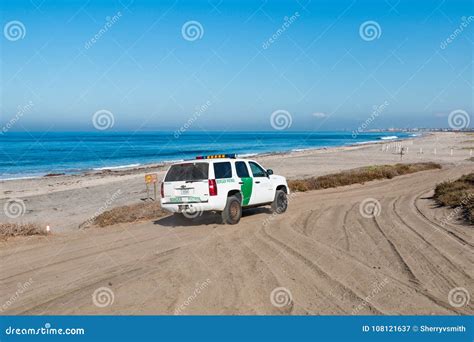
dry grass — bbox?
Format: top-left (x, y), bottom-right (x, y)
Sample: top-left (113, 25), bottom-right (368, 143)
top-left (92, 201), bottom-right (168, 227)
top-left (434, 173), bottom-right (473, 224)
top-left (288, 162), bottom-right (442, 192)
top-left (0, 223), bottom-right (48, 240)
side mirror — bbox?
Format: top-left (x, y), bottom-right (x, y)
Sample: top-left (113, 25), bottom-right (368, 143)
top-left (266, 169), bottom-right (273, 176)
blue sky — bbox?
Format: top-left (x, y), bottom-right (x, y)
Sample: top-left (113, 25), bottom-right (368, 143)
top-left (1, 0), bottom-right (472, 131)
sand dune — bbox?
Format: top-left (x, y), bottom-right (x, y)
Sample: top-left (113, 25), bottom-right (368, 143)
top-left (0, 159), bottom-right (472, 315)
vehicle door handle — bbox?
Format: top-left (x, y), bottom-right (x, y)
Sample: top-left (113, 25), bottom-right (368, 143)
top-left (255, 181), bottom-right (260, 184)
top-left (238, 182), bottom-right (243, 184)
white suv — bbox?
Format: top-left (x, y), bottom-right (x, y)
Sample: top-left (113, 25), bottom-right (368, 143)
top-left (160, 154), bottom-right (289, 224)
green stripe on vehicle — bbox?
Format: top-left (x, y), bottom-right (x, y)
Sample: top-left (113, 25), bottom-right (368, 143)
top-left (240, 177), bottom-right (253, 206)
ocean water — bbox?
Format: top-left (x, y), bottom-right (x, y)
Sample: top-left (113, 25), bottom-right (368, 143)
top-left (0, 131), bottom-right (412, 179)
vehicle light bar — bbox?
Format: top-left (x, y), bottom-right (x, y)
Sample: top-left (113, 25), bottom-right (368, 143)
top-left (196, 154), bottom-right (236, 159)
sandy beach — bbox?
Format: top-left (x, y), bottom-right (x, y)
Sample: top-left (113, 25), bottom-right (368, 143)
top-left (1, 132), bottom-right (472, 232)
top-left (0, 132), bottom-right (472, 315)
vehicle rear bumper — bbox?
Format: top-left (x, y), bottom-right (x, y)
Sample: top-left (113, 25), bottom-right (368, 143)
top-left (160, 198), bottom-right (224, 213)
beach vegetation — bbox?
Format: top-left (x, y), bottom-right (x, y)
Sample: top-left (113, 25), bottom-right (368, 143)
top-left (434, 173), bottom-right (473, 224)
top-left (90, 201), bottom-right (167, 227)
top-left (288, 162), bottom-right (442, 192)
top-left (0, 223), bottom-right (48, 239)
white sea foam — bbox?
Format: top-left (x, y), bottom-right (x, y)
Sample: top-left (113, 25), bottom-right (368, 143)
top-left (352, 140), bottom-right (379, 145)
top-left (93, 163), bottom-right (141, 170)
top-left (0, 175), bottom-right (43, 181)
top-left (292, 148), bottom-right (313, 152)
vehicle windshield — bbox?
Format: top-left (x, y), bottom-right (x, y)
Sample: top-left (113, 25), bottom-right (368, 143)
top-left (164, 163), bottom-right (209, 182)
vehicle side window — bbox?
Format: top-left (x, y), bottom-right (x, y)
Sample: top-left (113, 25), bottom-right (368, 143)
top-left (235, 161), bottom-right (250, 178)
top-left (213, 162), bottom-right (232, 179)
top-left (249, 162), bottom-right (266, 177)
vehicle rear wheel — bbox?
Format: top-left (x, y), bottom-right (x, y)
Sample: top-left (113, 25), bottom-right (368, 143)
top-left (271, 190), bottom-right (288, 214)
top-left (222, 195), bottom-right (242, 224)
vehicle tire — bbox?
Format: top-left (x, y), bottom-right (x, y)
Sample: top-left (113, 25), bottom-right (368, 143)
top-left (271, 190), bottom-right (288, 214)
top-left (221, 195), bottom-right (242, 224)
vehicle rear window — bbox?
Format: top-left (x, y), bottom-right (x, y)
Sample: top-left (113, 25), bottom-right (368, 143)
top-left (213, 162), bottom-right (232, 179)
top-left (235, 161), bottom-right (250, 178)
top-left (165, 163), bottom-right (209, 182)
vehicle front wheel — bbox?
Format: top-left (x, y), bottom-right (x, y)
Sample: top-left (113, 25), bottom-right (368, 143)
top-left (271, 190), bottom-right (288, 214)
top-left (222, 195), bottom-right (242, 224)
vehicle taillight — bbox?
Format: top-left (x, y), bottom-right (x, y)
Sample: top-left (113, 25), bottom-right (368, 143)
top-left (208, 179), bottom-right (217, 196)
top-left (160, 183), bottom-right (164, 198)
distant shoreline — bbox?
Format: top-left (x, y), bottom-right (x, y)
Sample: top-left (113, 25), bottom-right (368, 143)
top-left (0, 132), bottom-right (424, 182)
